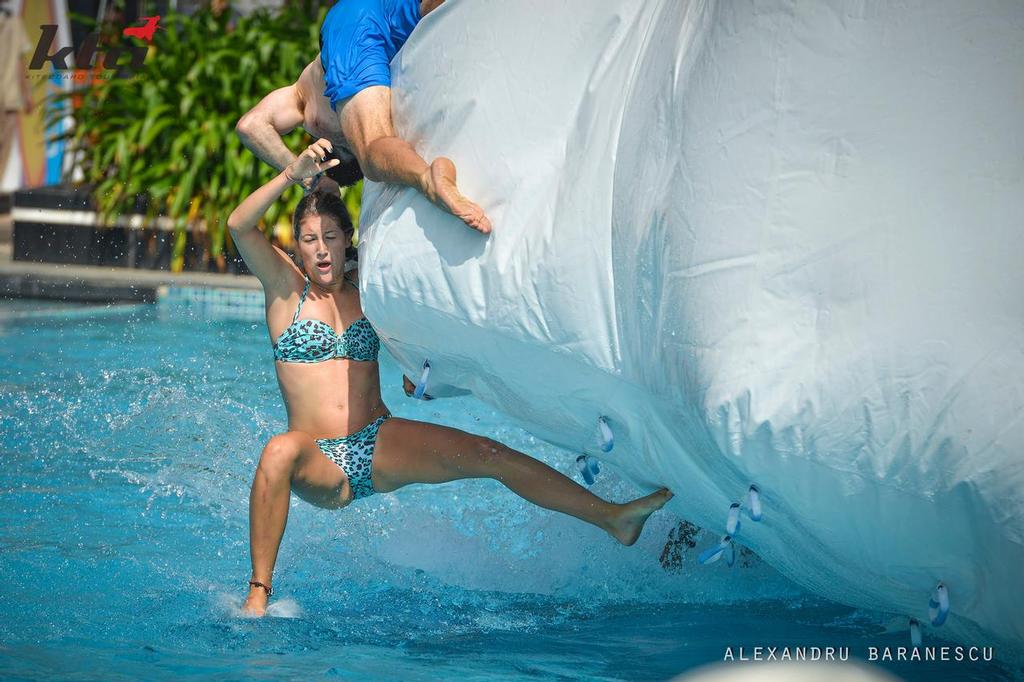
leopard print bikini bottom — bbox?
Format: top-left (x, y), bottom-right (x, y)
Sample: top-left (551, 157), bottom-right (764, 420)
top-left (316, 413), bottom-right (390, 501)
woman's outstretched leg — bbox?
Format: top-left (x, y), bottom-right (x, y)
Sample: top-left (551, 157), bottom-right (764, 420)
top-left (243, 431), bottom-right (352, 616)
top-left (372, 418), bottom-right (673, 546)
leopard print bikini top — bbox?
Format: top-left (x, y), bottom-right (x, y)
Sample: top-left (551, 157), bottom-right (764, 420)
top-left (272, 274), bottom-right (379, 363)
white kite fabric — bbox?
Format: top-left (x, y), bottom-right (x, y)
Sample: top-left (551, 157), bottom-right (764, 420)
top-left (358, 0), bottom-right (1024, 651)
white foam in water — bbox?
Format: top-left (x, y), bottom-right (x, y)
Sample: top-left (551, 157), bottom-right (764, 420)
top-left (359, 0), bottom-right (1024, 655)
top-left (215, 591), bottom-right (304, 619)
top-left (265, 598), bottom-right (304, 619)
top-left (215, 592), bottom-right (251, 618)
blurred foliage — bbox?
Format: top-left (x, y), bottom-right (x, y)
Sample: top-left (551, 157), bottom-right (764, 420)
top-left (47, 0), bottom-right (362, 273)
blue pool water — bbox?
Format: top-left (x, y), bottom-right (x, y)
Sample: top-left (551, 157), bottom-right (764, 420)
top-left (0, 297), bottom-right (1018, 681)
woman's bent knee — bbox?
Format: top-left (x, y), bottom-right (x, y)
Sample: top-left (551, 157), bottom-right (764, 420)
top-left (258, 433), bottom-right (304, 476)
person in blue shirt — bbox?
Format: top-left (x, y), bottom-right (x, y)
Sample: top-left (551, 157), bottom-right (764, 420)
top-left (236, 0), bottom-right (491, 233)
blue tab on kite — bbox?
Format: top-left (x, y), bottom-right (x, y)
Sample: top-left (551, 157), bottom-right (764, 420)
top-left (726, 503), bottom-right (741, 536)
top-left (747, 484), bottom-right (762, 521)
top-left (698, 535), bottom-right (732, 566)
top-left (413, 360), bottom-right (431, 399)
top-left (928, 583), bottom-right (949, 627)
top-left (597, 416), bottom-right (614, 452)
top-left (576, 455), bottom-right (600, 486)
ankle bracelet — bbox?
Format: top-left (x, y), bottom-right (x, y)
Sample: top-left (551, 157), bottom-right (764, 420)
top-left (247, 577), bottom-right (272, 593)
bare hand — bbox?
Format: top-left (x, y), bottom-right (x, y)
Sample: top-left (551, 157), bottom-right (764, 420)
top-left (286, 139), bottom-right (341, 184)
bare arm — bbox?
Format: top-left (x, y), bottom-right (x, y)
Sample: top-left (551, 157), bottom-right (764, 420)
top-left (235, 84), bottom-right (305, 174)
top-left (227, 171), bottom-right (298, 295)
top-left (339, 85), bottom-right (429, 191)
top-left (237, 83), bottom-right (341, 194)
top-left (227, 140), bottom-right (340, 292)
top-left (338, 85), bottom-right (492, 233)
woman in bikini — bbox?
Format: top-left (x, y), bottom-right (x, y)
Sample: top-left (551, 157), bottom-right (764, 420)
top-left (228, 139), bottom-right (674, 616)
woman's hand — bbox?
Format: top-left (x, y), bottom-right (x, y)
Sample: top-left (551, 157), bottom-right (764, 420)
top-left (228, 140), bottom-right (342, 292)
top-left (286, 139), bottom-right (342, 184)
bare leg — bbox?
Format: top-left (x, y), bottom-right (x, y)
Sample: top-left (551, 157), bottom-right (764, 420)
top-left (243, 431), bottom-right (352, 616)
top-left (372, 418), bottom-right (674, 546)
top-left (337, 86), bottom-right (492, 234)
top-left (421, 157), bottom-right (492, 234)
top-left (359, 136), bottom-right (492, 234)
top-left (419, 0), bottom-right (446, 17)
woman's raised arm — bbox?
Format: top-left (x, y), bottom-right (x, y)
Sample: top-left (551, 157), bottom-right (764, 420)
top-left (227, 139), bottom-right (341, 290)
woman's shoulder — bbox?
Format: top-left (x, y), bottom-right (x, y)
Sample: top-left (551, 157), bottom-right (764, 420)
top-left (264, 271), bottom-right (309, 336)
top-left (266, 267), bottom-right (308, 302)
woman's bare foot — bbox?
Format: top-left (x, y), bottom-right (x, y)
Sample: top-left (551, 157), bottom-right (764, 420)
top-left (606, 487), bottom-right (674, 546)
top-left (421, 157), bottom-right (492, 234)
top-left (242, 584), bottom-right (270, 617)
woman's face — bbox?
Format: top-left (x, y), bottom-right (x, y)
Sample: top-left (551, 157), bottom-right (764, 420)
top-left (296, 214), bottom-right (352, 287)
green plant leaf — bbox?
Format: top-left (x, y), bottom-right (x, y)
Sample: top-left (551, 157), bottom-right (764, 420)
top-left (47, 0), bottom-right (350, 273)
